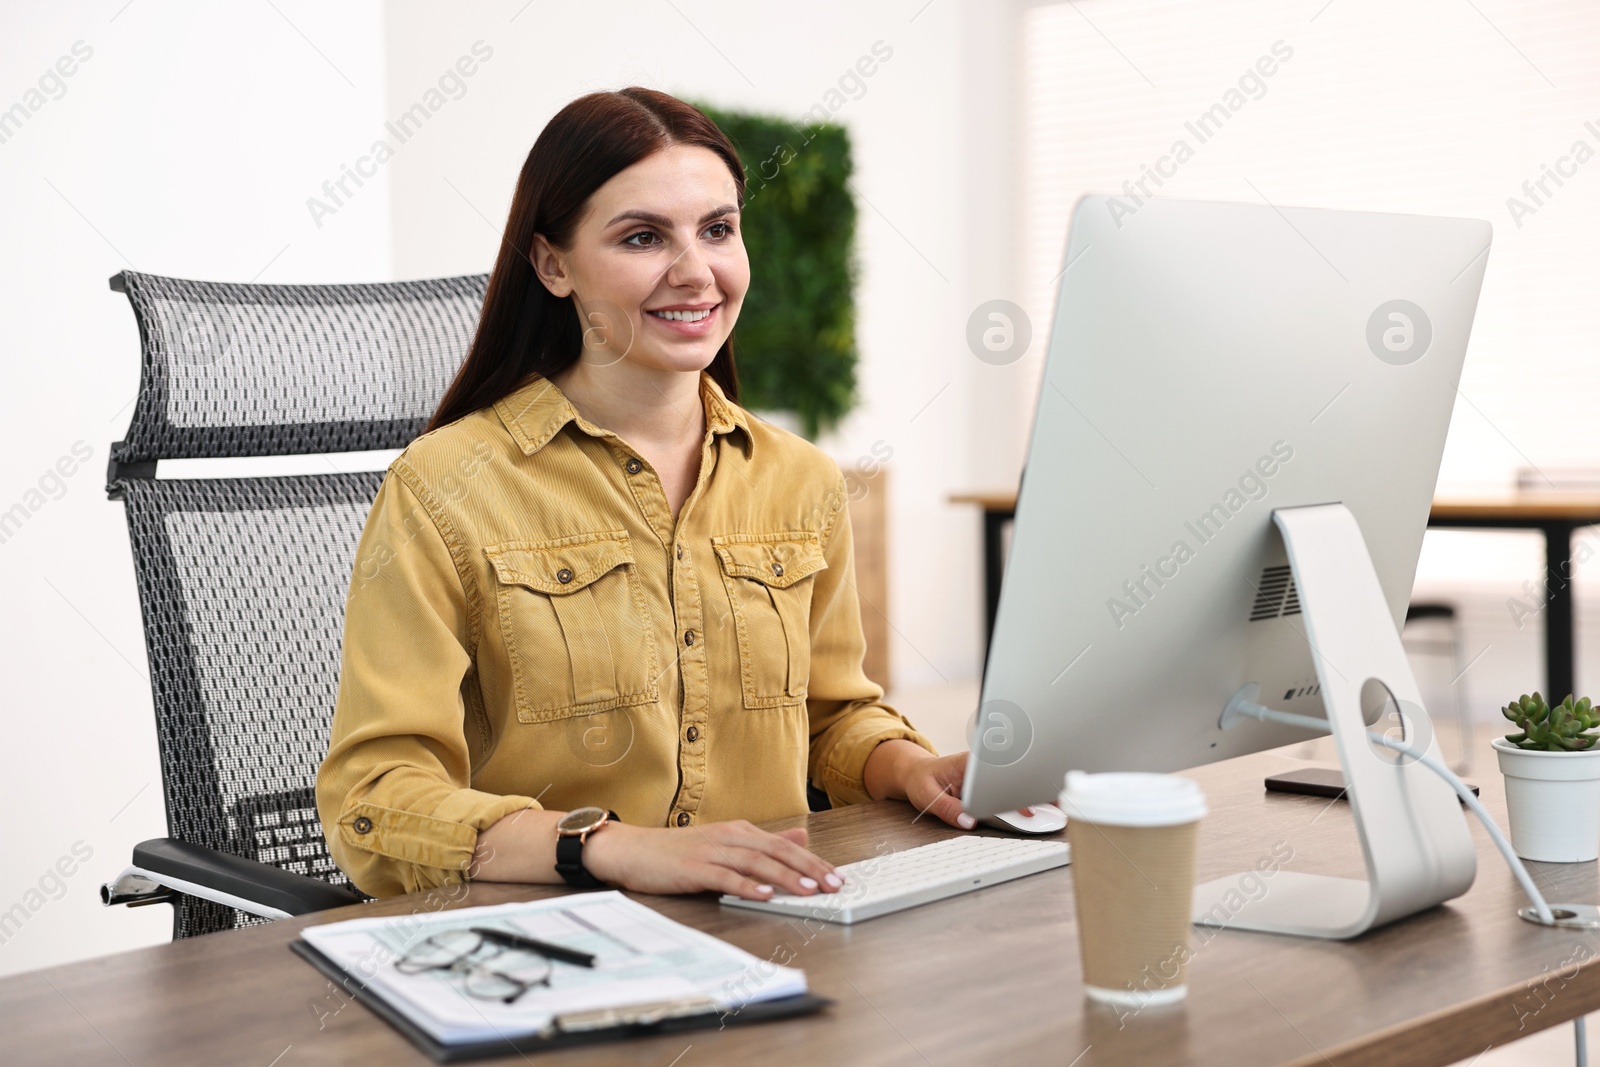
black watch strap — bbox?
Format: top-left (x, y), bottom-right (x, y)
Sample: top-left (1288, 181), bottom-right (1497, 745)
top-left (555, 810), bottom-right (618, 889)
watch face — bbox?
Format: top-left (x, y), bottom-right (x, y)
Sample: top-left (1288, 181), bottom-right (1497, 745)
top-left (558, 806), bottom-right (609, 835)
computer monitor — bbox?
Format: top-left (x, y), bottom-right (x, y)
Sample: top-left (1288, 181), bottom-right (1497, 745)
top-left (960, 195), bottom-right (1492, 938)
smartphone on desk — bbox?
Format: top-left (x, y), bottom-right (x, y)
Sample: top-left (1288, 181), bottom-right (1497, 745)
top-left (1265, 767), bottom-right (1479, 800)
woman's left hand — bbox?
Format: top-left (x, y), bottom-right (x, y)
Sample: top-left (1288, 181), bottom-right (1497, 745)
top-left (864, 741), bottom-right (975, 829)
top-left (900, 751), bottom-right (976, 829)
top-left (901, 757), bottom-right (1061, 824)
top-left (863, 740), bottom-right (1062, 829)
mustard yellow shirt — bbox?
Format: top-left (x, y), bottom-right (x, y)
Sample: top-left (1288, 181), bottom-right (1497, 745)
top-left (315, 371), bottom-right (936, 897)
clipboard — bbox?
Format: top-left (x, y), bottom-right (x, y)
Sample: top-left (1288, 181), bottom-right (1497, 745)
top-left (290, 939), bottom-right (833, 1062)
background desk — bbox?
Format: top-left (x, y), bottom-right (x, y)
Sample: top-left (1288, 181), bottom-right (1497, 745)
top-left (7, 743), bottom-right (1600, 1066)
top-left (950, 491), bottom-right (1600, 700)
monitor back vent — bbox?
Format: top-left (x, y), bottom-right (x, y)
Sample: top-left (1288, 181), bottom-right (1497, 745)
top-left (1249, 565), bottom-right (1303, 622)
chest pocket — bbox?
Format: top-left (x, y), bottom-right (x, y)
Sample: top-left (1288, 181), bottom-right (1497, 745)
top-left (712, 532), bottom-right (828, 709)
top-left (485, 532), bottom-right (660, 723)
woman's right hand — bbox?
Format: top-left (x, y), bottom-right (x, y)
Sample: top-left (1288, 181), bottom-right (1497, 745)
top-left (583, 819), bottom-right (845, 901)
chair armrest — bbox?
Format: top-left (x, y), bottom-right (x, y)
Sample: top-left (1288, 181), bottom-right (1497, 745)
top-left (112, 838), bottom-right (364, 918)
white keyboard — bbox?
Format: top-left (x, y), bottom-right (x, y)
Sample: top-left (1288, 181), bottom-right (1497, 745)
top-left (719, 835), bottom-right (1070, 924)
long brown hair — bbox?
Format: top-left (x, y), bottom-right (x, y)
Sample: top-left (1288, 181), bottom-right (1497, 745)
top-left (424, 87), bottom-right (744, 435)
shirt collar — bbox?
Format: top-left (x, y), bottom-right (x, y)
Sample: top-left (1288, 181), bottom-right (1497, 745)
top-left (494, 371), bottom-right (754, 458)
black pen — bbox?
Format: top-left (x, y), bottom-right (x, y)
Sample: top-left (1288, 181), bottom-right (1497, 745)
top-left (471, 926), bottom-right (596, 968)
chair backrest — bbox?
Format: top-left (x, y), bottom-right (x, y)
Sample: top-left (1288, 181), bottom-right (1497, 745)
top-left (106, 269), bottom-right (487, 938)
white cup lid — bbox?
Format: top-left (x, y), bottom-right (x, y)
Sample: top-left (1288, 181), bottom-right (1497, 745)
top-left (1059, 770), bottom-right (1208, 827)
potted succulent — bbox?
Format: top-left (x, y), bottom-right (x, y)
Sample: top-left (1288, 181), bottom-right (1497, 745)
top-left (1493, 692), bottom-right (1600, 862)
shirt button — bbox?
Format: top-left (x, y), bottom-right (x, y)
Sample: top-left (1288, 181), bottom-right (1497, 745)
top-left (771, 562), bottom-right (784, 577)
top-left (686, 725), bottom-right (699, 742)
top-left (676, 545), bottom-right (683, 560)
top-left (625, 457), bottom-right (643, 475)
top-left (352, 816), bottom-right (373, 835)
top-left (676, 811), bottom-right (692, 827)
top-left (556, 568), bottom-right (573, 584)
top-left (684, 630), bottom-right (695, 646)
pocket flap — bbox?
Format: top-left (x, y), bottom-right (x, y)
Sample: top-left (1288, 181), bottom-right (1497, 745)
top-left (485, 532), bottom-right (634, 594)
top-left (712, 533), bottom-right (827, 589)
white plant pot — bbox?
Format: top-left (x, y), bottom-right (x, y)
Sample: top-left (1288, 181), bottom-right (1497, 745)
top-left (1493, 737), bottom-right (1600, 863)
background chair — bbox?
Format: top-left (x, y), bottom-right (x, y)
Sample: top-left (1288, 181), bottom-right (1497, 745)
top-left (1402, 600), bottom-right (1473, 774)
top-left (99, 268), bottom-right (488, 938)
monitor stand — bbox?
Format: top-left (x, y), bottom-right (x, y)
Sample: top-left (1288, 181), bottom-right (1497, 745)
top-left (1190, 503), bottom-right (1478, 939)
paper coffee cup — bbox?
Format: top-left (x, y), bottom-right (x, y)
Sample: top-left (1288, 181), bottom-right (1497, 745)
top-left (1060, 770), bottom-right (1207, 1009)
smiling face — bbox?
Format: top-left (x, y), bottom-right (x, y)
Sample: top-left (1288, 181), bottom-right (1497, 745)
top-left (531, 144), bottom-right (748, 377)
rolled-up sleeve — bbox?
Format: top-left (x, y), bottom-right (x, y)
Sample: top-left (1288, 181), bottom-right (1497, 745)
top-left (316, 462), bottom-right (539, 898)
top-left (806, 470), bottom-right (938, 806)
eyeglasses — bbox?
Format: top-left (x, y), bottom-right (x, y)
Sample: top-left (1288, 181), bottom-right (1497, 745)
top-left (393, 928), bottom-right (555, 1004)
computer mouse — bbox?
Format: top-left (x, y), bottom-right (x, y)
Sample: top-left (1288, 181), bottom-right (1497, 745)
top-left (976, 804), bottom-right (1067, 835)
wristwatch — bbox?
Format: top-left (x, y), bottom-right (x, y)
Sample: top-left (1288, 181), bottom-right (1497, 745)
top-left (554, 807), bottom-right (618, 889)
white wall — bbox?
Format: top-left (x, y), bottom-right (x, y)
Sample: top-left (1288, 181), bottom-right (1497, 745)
top-left (0, 0), bottom-right (391, 977)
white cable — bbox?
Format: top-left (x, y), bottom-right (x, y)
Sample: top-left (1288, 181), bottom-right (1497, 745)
top-left (1237, 703), bottom-right (1555, 925)
top-left (1366, 731), bottom-right (1555, 925)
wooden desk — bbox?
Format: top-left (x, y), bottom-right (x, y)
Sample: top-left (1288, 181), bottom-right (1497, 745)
top-left (950, 491), bottom-right (1600, 699)
top-left (8, 744), bottom-right (1600, 1066)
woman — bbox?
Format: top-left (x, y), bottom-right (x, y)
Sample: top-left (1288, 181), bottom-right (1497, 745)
top-left (315, 87), bottom-right (977, 906)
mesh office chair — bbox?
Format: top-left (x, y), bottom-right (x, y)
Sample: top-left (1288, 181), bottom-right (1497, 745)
top-left (99, 268), bottom-right (489, 938)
